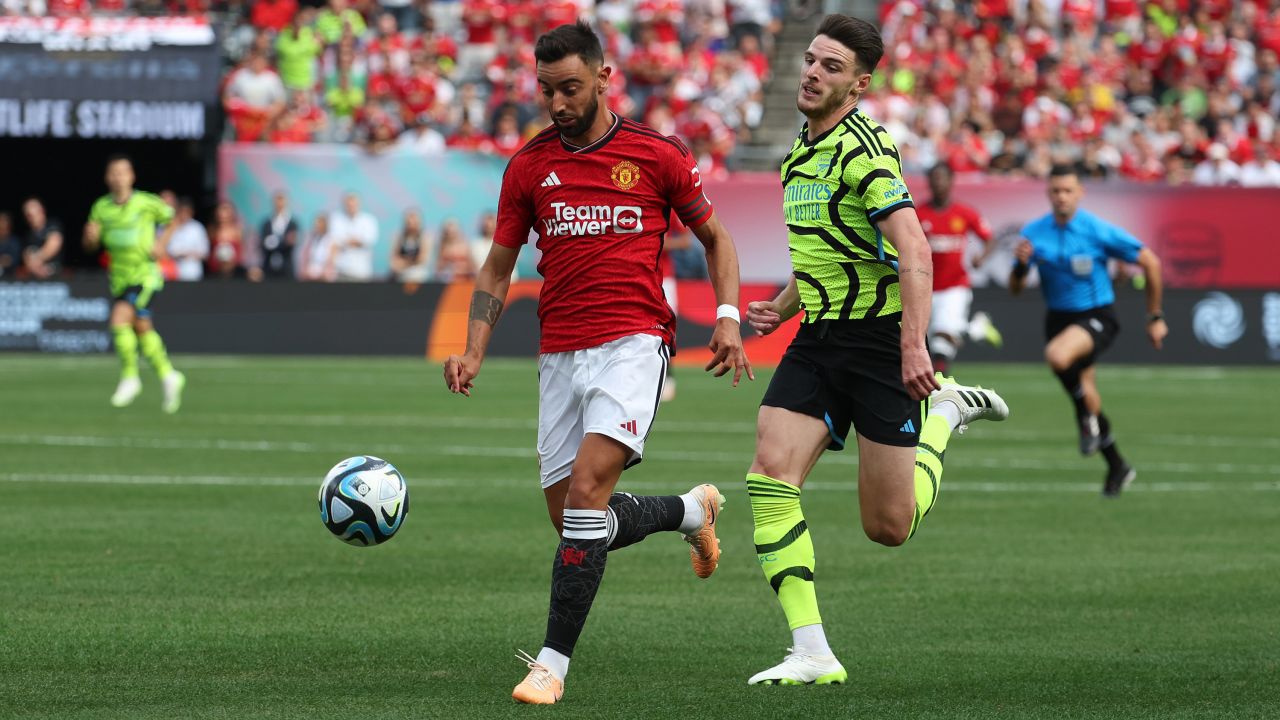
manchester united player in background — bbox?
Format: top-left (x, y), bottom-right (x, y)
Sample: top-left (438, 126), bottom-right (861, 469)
top-left (915, 163), bottom-right (1003, 373)
top-left (442, 22), bottom-right (752, 705)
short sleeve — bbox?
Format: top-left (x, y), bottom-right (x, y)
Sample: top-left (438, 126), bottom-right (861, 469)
top-left (967, 206), bottom-right (993, 242)
top-left (147, 194), bottom-right (175, 225)
top-left (493, 158), bottom-right (535, 248)
top-left (854, 154), bottom-right (914, 223)
top-left (662, 139), bottom-right (714, 228)
top-left (88, 199), bottom-right (104, 225)
top-left (1098, 218), bottom-right (1142, 263)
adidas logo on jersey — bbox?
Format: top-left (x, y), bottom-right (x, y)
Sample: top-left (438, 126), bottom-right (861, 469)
top-left (540, 171), bottom-right (563, 187)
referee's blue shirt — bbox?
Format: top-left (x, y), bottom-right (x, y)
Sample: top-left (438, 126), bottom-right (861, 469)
top-left (1020, 209), bottom-right (1144, 312)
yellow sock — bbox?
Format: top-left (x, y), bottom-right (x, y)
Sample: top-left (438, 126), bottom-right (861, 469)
top-left (747, 473), bottom-right (821, 630)
top-left (908, 413), bottom-right (952, 539)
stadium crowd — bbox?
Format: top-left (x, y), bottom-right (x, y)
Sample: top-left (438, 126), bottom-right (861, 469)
top-left (863, 0), bottom-right (1280, 185)
top-left (88, 0), bottom-right (781, 179)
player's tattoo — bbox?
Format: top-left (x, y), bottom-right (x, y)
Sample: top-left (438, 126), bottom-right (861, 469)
top-left (901, 268), bottom-right (933, 276)
top-left (469, 290), bottom-right (503, 327)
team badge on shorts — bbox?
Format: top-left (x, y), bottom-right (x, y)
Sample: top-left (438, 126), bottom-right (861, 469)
top-left (611, 160), bottom-right (640, 190)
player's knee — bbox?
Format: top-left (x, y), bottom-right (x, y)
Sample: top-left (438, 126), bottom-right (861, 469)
top-left (863, 518), bottom-right (910, 547)
top-left (1045, 346), bottom-right (1071, 372)
top-left (565, 476), bottom-right (611, 509)
top-left (749, 452), bottom-right (789, 484)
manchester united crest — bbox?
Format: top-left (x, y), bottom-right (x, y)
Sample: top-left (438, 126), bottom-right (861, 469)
top-left (611, 160), bottom-right (640, 190)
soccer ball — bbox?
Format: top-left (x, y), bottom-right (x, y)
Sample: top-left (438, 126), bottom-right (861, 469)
top-left (318, 456), bottom-right (409, 546)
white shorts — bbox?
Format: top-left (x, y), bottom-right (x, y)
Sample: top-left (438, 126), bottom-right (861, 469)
top-left (536, 333), bottom-right (670, 488)
top-left (930, 286), bottom-right (973, 338)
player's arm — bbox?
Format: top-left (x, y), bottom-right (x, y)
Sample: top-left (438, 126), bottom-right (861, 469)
top-left (746, 276), bottom-right (800, 336)
top-left (690, 212), bottom-right (754, 385)
top-left (1136, 246), bottom-right (1166, 349)
top-left (443, 243), bottom-right (519, 396)
top-left (1009, 238), bottom-right (1033, 295)
top-left (970, 208), bottom-right (996, 266)
top-left (878, 207), bottom-right (941, 401)
top-left (83, 209), bottom-right (102, 252)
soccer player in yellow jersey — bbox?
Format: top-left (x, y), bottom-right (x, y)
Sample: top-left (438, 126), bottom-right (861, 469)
top-left (741, 15), bottom-right (1011, 685)
top-left (84, 155), bottom-right (186, 413)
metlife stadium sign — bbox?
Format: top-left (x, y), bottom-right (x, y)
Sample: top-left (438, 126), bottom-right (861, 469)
top-left (0, 17), bottom-right (219, 140)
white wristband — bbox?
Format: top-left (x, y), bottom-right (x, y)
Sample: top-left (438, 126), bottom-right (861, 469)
top-left (716, 304), bottom-right (740, 323)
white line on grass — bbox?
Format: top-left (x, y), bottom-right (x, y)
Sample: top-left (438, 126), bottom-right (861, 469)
top-left (4, 472), bottom-right (1278, 493)
top-left (4, 434), bottom-right (1279, 476)
top-left (192, 413), bottom-right (1280, 450)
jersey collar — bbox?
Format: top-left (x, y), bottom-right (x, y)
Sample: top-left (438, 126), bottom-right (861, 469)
top-left (798, 105), bottom-right (862, 148)
top-left (560, 112), bottom-right (621, 155)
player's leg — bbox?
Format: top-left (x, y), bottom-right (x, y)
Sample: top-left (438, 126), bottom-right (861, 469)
top-left (1044, 323), bottom-right (1099, 455)
top-left (130, 285), bottom-right (185, 413)
top-left (109, 297), bottom-right (142, 407)
top-left (852, 338), bottom-right (1008, 544)
top-left (516, 433), bottom-right (628, 705)
top-left (538, 340), bottom-right (715, 561)
top-left (747, 342), bottom-right (846, 685)
top-left (1080, 366), bottom-right (1136, 496)
top-left (660, 275), bottom-right (678, 402)
top-left (746, 405), bottom-right (842, 685)
top-left (928, 287), bottom-right (967, 373)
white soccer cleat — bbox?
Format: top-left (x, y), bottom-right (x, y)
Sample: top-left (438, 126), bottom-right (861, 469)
top-left (930, 375), bottom-right (1009, 433)
top-left (967, 311), bottom-right (1003, 348)
top-left (110, 376), bottom-right (142, 408)
top-left (748, 648), bottom-right (848, 685)
top-left (162, 371), bottom-right (186, 414)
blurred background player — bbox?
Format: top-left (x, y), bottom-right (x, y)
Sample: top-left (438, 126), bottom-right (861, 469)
top-left (1010, 165), bottom-right (1167, 497)
top-left (443, 22), bottom-right (752, 705)
top-left (83, 155), bottom-right (187, 413)
top-left (916, 163), bottom-right (1002, 373)
top-left (743, 15), bottom-right (1009, 687)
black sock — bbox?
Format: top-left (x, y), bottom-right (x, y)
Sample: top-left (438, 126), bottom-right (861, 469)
top-left (1053, 365), bottom-right (1089, 420)
top-left (606, 492), bottom-right (685, 551)
top-left (543, 511), bottom-right (609, 658)
top-left (1098, 413), bottom-right (1125, 468)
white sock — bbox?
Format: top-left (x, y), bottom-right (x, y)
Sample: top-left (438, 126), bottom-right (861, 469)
top-left (535, 647), bottom-right (571, 681)
top-left (933, 399), bottom-right (963, 431)
top-left (792, 623), bottom-right (832, 656)
top-left (676, 492), bottom-right (703, 535)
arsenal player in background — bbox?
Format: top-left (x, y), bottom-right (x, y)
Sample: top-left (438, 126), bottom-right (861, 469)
top-left (442, 21), bottom-right (753, 704)
top-left (915, 163), bottom-right (1003, 373)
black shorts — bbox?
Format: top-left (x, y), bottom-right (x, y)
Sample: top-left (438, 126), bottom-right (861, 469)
top-left (112, 284), bottom-right (161, 318)
top-left (761, 317), bottom-right (921, 449)
top-left (1045, 305), bottom-right (1120, 367)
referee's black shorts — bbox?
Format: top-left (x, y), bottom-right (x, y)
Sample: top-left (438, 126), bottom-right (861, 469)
top-left (1044, 304), bottom-right (1120, 368)
top-left (761, 316), bottom-right (921, 449)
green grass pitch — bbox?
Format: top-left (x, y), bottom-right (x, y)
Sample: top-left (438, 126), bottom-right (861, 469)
top-left (1, 355), bottom-right (1277, 719)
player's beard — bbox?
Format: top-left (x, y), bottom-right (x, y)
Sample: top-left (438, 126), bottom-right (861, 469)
top-left (798, 81), bottom-right (854, 120)
top-left (557, 95), bottom-right (599, 139)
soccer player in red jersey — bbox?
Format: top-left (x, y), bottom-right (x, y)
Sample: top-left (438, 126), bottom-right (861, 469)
top-left (441, 22), bottom-right (753, 705)
top-left (915, 163), bottom-right (1002, 373)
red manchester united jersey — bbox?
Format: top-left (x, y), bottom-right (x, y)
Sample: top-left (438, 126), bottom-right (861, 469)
top-left (917, 201), bottom-right (993, 290)
top-left (493, 115), bottom-right (714, 353)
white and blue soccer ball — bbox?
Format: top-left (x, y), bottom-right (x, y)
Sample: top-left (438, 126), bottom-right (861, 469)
top-left (318, 456), bottom-right (409, 546)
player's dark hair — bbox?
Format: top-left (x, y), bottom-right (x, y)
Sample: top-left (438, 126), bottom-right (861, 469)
top-left (535, 20), bottom-right (604, 67)
top-left (105, 153), bottom-right (132, 168)
top-left (1049, 164), bottom-right (1078, 179)
top-left (815, 14), bottom-right (883, 75)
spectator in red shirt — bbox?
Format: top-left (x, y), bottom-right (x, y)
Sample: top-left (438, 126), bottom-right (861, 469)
top-left (446, 116), bottom-right (496, 153)
top-left (490, 108), bottom-right (522, 157)
top-left (738, 33), bottom-right (771, 82)
top-left (251, 0), bottom-right (297, 32)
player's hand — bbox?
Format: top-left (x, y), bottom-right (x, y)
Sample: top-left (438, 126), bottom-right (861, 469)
top-left (1148, 318), bottom-right (1168, 350)
top-left (901, 343), bottom-right (940, 402)
top-left (1014, 239), bottom-right (1033, 264)
top-left (443, 353), bottom-right (481, 396)
top-left (746, 300), bottom-right (783, 336)
top-left (705, 319), bottom-right (755, 386)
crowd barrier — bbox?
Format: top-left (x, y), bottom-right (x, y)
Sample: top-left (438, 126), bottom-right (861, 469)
top-left (220, 145), bottom-right (1280, 288)
top-left (3, 280), bottom-right (1276, 365)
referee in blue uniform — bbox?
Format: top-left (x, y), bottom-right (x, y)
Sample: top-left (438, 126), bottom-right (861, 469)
top-left (1010, 165), bottom-right (1168, 496)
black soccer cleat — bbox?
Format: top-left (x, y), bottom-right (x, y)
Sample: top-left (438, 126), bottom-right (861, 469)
top-left (1102, 465), bottom-right (1136, 498)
